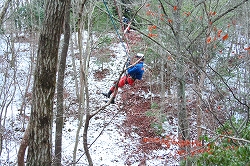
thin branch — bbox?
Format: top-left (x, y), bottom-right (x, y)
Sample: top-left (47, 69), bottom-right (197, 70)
top-left (188, 0), bottom-right (249, 50)
top-left (200, 126), bottom-right (250, 144)
top-left (208, 64), bottom-right (249, 109)
top-left (157, 0), bottom-right (175, 35)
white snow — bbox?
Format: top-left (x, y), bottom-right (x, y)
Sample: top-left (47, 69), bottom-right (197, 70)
top-left (0, 33), bottom-right (179, 166)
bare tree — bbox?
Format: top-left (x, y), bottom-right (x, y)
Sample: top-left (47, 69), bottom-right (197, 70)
top-left (0, 37), bottom-right (17, 156)
top-left (72, 0), bottom-right (88, 164)
top-left (17, 0), bottom-right (67, 165)
top-left (82, 2), bottom-right (96, 164)
top-left (54, 0), bottom-right (71, 165)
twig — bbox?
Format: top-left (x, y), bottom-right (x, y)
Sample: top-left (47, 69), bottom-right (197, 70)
top-left (199, 126), bottom-right (250, 144)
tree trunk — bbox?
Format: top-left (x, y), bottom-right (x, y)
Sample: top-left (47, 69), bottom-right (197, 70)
top-left (26, 1), bottom-right (66, 165)
top-left (83, 7), bottom-right (93, 165)
top-left (72, 0), bottom-right (87, 164)
top-left (54, 0), bottom-right (71, 165)
top-left (17, 124), bottom-right (30, 166)
top-left (174, 0), bottom-right (189, 141)
top-left (196, 70), bottom-right (206, 138)
top-left (174, 0), bottom-right (190, 165)
top-left (0, 0), bottom-right (12, 29)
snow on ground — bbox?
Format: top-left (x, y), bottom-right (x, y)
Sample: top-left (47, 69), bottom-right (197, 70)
top-left (58, 42), bottom-right (131, 165)
top-left (0, 33), bottom-right (179, 165)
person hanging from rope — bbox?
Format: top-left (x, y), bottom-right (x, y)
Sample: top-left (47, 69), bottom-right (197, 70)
top-left (102, 53), bottom-right (145, 104)
top-left (122, 16), bottom-right (130, 33)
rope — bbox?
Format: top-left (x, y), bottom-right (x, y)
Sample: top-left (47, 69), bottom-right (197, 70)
top-left (113, 0), bottom-right (131, 53)
top-left (102, 0), bottom-right (130, 58)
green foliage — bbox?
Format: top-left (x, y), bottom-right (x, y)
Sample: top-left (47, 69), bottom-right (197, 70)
top-left (188, 119), bottom-right (250, 165)
top-left (92, 35), bottom-right (113, 69)
top-left (195, 145), bottom-right (250, 166)
top-left (151, 122), bottom-right (164, 136)
top-left (99, 36), bottom-right (112, 46)
top-left (92, 2), bottom-right (118, 32)
top-left (145, 110), bottom-right (156, 117)
top-left (145, 103), bottom-right (166, 136)
top-left (142, 48), bottom-right (160, 65)
top-left (199, 134), bottom-right (211, 142)
top-left (15, 2), bottom-right (45, 31)
top-left (151, 102), bottom-right (159, 109)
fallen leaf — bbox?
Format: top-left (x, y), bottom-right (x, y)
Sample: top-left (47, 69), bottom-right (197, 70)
top-left (217, 29), bottom-right (222, 37)
top-left (222, 34), bottom-right (228, 40)
top-left (152, 25), bottom-right (157, 29)
top-left (148, 33), bottom-right (158, 37)
top-left (206, 36), bottom-right (212, 43)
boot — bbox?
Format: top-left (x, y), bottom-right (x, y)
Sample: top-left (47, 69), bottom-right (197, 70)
top-left (105, 97), bottom-right (115, 104)
top-left (110, 97), bottom-right (115, 104)
top-left (102, 90), bottom-right (112, 98)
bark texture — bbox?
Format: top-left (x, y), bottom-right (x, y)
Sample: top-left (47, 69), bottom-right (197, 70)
top-left (26, 1), bottom-right (66, 165)
top-left (54, 0), bottom-right (71, 165)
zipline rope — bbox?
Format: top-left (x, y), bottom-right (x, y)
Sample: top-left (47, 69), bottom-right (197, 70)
top-left (102, 0), bottom-right (130, 58)
top-left (113, 0), bottom-right (131, 53)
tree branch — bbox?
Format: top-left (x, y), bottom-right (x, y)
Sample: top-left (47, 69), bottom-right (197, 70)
top-left (200, 126), bottom-right (250, 144)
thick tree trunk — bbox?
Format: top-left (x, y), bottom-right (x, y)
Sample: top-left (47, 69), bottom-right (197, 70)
top-left (174, 1), bottom-right (190, 165)
top-left (174, 0), bottom-right (189, 141)
top-left (54, 0), bottom-right (71, 165)
top-left (26, 1), bottom-right (66, 165)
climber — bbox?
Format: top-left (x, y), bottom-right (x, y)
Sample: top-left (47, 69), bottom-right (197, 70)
top-left (122, 16), bottom-right (130, 33)
top-left (102, 53), bottom-right (145, 104)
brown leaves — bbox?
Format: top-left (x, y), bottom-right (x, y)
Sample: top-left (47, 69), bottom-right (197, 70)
top-left (142, 137), bottom-right (213, 157)
top-left (217, 29), bottom-right (223, 37)
top-left (148, 33), bottom-right (158, 37)
top-left (148, 25), bottom-right (157, 31)
top-left (206, 36), bottom-right (212, 44)
top-left (222, 34), bottom-right (229, 41)
top-left (206, 30), bottom-right (229, 44)
top-left (146, 10), bottom-right (154, 16)
top-left (148, 25), bottom-right (158, 38)
top-left (209, 11), bottom-right (216, 16)
top-left (244, 46), bottom-right (250, 50)
top-left (184, 11), bottom-right (191, 17)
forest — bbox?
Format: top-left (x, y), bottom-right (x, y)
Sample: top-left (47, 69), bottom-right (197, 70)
top-left (0, 0), bottom-right (250, 165)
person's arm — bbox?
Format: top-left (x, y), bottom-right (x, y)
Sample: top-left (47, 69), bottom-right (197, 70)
top-left (127, 64), bottom-right (139, 75)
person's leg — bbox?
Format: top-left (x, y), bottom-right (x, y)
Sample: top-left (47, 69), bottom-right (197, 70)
top-left (102, 76), bottom-right (128, 103)
top-left (127, 77), bottom-right (135, 85)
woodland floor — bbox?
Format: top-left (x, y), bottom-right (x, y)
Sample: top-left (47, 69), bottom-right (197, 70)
top-left (0, 30), bottom-right (216, 165)
top-left (93, 30), bottom-right (180, 165)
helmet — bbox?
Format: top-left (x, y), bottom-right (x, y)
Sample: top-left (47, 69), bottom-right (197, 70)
top-left (135, 53), bottom-right (144, 61)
